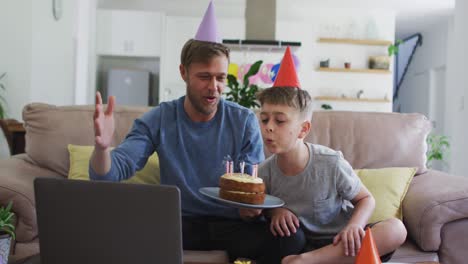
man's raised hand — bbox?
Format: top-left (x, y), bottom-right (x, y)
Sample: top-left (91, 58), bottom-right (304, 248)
top-left (94, 92), bottom-right (115, 150)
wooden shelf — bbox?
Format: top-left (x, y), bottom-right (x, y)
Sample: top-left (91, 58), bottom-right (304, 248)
top-left (318, 38), bottom-right (393, 46)
top-left (316, 67), bottom-right (391, 74)
top-left (315, 96), bottom-right (391, 103)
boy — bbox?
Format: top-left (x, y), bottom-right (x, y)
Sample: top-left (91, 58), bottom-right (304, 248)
top-left (257, 47), bottom-right (407, 264)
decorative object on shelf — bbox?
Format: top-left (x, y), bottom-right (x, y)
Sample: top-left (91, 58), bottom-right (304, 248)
top-left (317, 67), bottom-right (391, 74)
top-left (365, 18), bottom-right (379, 39)
top-left (0, 201), bottom-right (15, 264)
top-left (369, 39), bottom-right (403, 70)
top-left (356, 89), bottom-right (364, 99)
top-left (315, 96), bottom-right (391, 103)
top-left (0, 73), bottom-right (6, 119)
top-left (346, 20), bottom-right (360, 40)
top-left (321, 104), bottom-right (333, 110)
top-left (344, 62), bottom-right (351, 69)
top-left (426, 133), bottom-right (450, 169)
top-left (225, 60), bottom-right (262, 109)
top-left (369, 55), bottom-right (390, 70)
top-left (320, 59), bottom-right (330, 68)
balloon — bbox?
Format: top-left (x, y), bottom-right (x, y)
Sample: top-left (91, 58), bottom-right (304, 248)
top-left (292, 53), bottom-right (300, 69)
top-left (271, 63), bottom-right (281, 82)
top-left (248, 75), bottom-right (261, 85)
top-left (237, 64), bottom-right (251, 81)
top-left (228, 63), bottom-right (239, 78)
top-left (259, 63), bottom-right (274, 84)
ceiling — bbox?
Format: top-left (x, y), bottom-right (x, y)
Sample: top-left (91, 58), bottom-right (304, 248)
top-left (391, 0), bottom-right (455, 38)
top-left (277, 0), bottom-right (455, 38)
top-left (98, 0), bottom-right (456, 38)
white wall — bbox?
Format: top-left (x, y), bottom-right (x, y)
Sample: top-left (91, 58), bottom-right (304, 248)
top-left (277, 6), bottom-right (395, 112)
top-left (0, 0), bottom-right (75, 120)
top-left (0, 1), bottom-right (33, 120)
top-left (159, 3), bottom-right (395, 112)
top-left (445, 0), bottom-right (468, 176)
top-left (30, 0), bottom-right (75, 106)
top-left (95, 0), bottom-right (394, 112)
top-left (397, 19), bottom-right (449, 134)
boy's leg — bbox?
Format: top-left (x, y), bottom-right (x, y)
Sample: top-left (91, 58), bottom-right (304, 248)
top-left (183, 216), bottom-right (306, 264)
top-left (367, 218), bottom-right (407, 261)
top-left (282, 218), bottom-right (406, 264)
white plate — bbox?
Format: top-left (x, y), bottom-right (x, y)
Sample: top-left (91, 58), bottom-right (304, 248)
top-left (199, 187), bottom-right (285, 209)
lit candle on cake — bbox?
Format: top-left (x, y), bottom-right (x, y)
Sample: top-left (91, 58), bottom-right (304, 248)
top-left (240, 161), bottom-right (245, 174)
top-left (252, 164), bottom-right (258, 178)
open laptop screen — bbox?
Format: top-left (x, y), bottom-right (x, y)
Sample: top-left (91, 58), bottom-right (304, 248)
top-left (34, 178), bottom-right (182, 264)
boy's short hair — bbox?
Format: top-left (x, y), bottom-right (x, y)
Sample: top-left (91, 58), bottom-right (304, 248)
top-left (180, 39), bottom-right (230, 70)
top-left (257, 87), bottom-right (313, 120)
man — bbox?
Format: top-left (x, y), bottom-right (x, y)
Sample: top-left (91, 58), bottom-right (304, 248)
top-left (89, 1), bottom-right (304, 262)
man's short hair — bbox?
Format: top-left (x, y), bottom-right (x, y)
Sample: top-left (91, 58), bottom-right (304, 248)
top-left (257, 87), bottom-right (313, 120)
top-left (180, 39), bottom-right (230, 70)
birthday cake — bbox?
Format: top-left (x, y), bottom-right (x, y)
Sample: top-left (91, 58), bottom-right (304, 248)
top-left (219, 173), bottom-right (266, 205)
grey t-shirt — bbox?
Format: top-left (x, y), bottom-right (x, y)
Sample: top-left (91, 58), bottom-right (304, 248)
top-left (259, 143), bottom-right (361, 241)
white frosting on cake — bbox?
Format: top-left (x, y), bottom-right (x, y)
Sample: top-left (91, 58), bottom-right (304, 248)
top-left (221, 173), bottom-right (263, 184)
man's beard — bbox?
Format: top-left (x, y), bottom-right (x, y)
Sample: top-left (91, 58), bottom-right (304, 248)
top-left (186, 86), bottom-right (218, 116)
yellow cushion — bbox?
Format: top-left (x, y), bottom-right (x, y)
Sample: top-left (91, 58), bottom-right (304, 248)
top-left (354, 167), bottom-right (417, 223)
top-left (67, 144), bottom-right (160, 185)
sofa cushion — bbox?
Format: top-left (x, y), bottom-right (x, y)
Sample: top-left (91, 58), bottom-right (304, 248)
top-left (0, 155), bottom-right (62, 242)
top-left (67, 144), bottom-right (160, 184)
top-left (23, 103), bottom-right (151, 176)
top-left (306, 111), bottom-right (431, 174)
top-left (403, 169), bottom-right (468, 251)
top-left (355, 167), bottom-right (416, 223)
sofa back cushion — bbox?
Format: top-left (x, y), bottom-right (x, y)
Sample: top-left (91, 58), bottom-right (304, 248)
top-left (306, 111), bottom-right (432, 174)
top-left (23, 103), bottom-right (151, 176)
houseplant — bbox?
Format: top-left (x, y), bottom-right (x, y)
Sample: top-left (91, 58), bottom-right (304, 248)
top-left (0, 201), bottom-right (15, 264)
top-left (368, 40), bottom-right (403, 70)
top-left (0, 73), bottom-right (6, 119)
top-left (225, 60), bottom-right (262, 109)
top-left (426, 133), bottom-right (450, 169)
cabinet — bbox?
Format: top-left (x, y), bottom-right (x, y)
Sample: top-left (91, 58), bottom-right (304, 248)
top-left (96, 10), bottom-right (163, 57)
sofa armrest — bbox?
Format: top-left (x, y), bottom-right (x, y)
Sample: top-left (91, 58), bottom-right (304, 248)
top-left (403, 169), bottom-right (468, 251)
top-left (0, 155), bottom-right (63, 242)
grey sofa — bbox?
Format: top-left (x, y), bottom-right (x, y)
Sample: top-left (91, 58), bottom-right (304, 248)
top-left (1, 103), bottom-right (468, 263)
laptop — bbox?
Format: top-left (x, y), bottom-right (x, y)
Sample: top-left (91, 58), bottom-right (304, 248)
top-left (34, 178), bottom-right (183, 264)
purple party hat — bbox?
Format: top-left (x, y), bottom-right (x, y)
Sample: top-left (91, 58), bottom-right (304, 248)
top-left (194, 0), bottom-right (221, 43)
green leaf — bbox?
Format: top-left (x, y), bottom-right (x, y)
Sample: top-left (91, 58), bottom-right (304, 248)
top-left (426, 133), bottom-right (451, 167)
top-left (243, 60), bottom-right (263, 88)
top-left (225, 61), bottom-right (262, 109)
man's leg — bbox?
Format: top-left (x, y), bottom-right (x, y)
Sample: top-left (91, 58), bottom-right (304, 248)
top-left (183, 216), bottom-right (305, 263)
top-left (182, 216), bottom-right (214, 250)
top-left (207, 217), bottom-right (305, 264)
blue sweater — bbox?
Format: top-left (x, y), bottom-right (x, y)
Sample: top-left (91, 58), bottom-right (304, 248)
top-left (90, 96), bottom-right (265, 218)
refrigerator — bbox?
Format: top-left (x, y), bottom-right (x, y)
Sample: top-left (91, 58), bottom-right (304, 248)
top-left (106, 68), bottom-right (150, 106)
